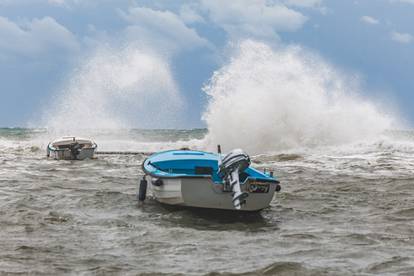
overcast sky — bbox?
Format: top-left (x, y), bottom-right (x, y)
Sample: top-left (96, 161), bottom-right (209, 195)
top-left (0, 0), bottom-right (413, 128)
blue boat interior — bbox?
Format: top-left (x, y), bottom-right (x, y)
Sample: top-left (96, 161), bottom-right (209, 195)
top-left (143, 150), bottom-right (277, 184)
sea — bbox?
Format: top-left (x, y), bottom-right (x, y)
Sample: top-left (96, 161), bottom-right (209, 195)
top-left (1, 128), bottom-right (413, 275)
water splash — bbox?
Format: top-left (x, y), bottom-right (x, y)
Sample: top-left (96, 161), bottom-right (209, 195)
top-left (41, 45), bottom-right (182, 135)
top-left (202, 40), bottom-right (397, 154)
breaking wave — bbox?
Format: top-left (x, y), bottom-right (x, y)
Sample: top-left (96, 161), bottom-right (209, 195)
top-left (202, 40), bottom-right (398, 154)
top-left (40, 45), bottom-right (182, 135)
top-left (34, 40), bottom-right (401, 154)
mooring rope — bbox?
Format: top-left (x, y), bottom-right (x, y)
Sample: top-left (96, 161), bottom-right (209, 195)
top-left (95, 151), bottom-right (153, 155)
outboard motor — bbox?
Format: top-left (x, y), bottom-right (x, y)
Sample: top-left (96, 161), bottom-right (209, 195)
top-left (218, 149), bottom-right (250, 209)
top-left (69, 142), bottom-right (82, 160)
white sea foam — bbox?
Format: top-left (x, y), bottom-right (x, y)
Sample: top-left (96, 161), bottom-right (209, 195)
top-left (202, 40), bottom-right (398, 154)
top-left (40, 45), bottom-right (182, 135)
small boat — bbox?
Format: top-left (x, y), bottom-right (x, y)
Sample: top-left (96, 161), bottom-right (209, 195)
top-left (47, 137), bottom-right (97, 160)
top-left (140, 148), bottom-right (281, 211)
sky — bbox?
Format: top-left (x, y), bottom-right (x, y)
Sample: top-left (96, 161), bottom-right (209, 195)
top-left (0, 0), bottom-right (413, 128)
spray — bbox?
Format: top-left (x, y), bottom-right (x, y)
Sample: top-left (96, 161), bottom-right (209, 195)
top-left (41, 45), bottom-right (182, 135)
top-left (202, 40), bottom-right (396, 154)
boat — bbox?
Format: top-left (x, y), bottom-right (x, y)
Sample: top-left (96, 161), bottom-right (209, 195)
top-left (47, 137), bottom-right (97, 160)
top-left (140, 148), bottom-right (281, 211)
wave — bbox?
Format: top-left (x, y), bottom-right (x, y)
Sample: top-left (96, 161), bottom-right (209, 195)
top-left (202, 40), bottom-right (398, 154)
top-left (38, 45), bottom-right (182, 134)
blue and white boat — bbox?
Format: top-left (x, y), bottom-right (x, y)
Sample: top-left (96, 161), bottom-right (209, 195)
top-left (141, 148), bottom-right (280, 211)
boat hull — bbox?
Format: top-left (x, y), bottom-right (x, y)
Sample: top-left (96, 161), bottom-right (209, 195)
top-left (149, 176), bottom-right (276, 211)
top-left (48, 147), bottom-right (96, 160)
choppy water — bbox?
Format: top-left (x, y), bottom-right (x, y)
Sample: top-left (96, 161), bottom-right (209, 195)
top-left (1, 128), bottom-right (414, 275)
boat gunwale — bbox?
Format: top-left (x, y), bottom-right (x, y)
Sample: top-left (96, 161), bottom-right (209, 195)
top-left (47, 142), bottom-right (97, 152)
top-left (142, 152), bottom-right (279, 184)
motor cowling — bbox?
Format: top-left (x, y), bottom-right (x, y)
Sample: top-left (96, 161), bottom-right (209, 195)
top-left (69, 142), bottom-right (82, 160)
top-left (218, 149), bottom-right (250, 178)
